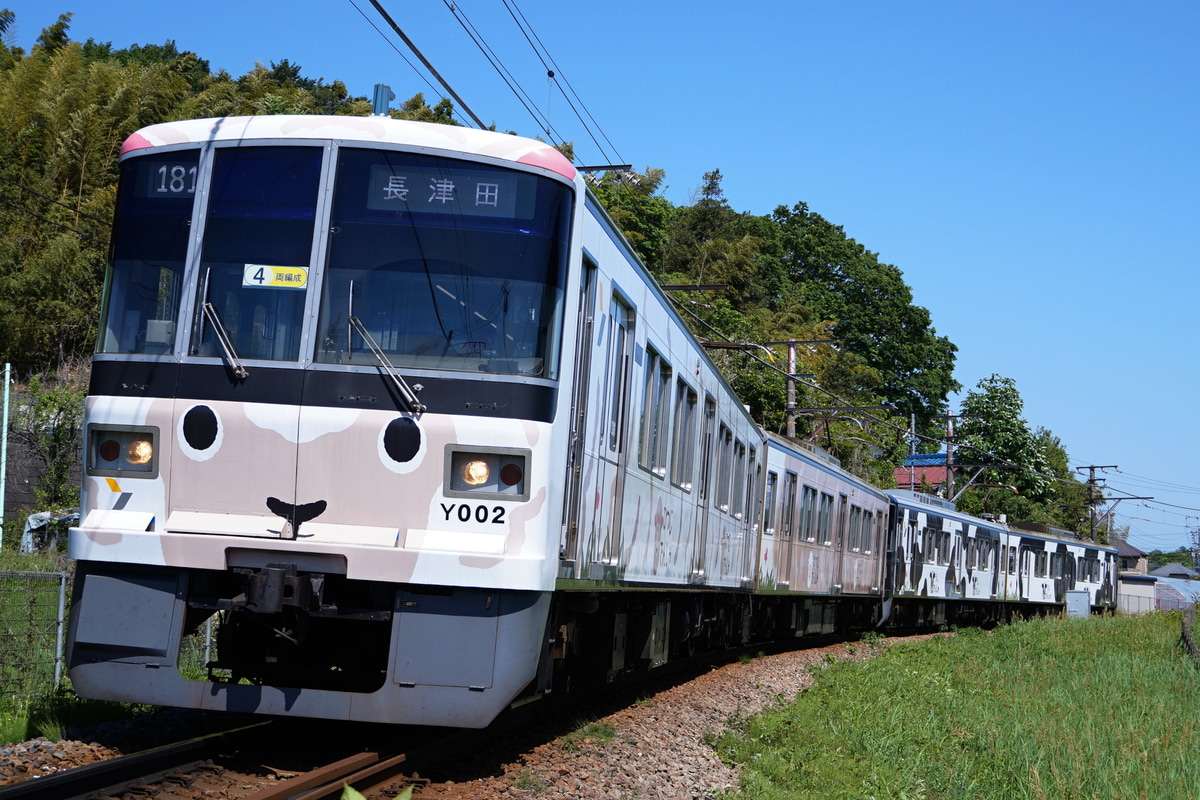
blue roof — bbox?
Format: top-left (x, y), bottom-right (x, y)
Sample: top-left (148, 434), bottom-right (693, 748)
top-left (902, 452), bottom-right (951, 467)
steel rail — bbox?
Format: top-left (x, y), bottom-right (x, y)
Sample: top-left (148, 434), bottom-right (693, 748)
top-left (0, 722), bottom-right (269, 800)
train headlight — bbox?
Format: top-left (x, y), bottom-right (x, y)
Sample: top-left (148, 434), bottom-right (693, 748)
top-left (445, 446), bottom-right (530, 500)
top-left (87, 425), bottom-right (159, 478)
top-left (127, 439), bottom-right (154, 465)
top-left (461, 459), bottom-right (490, 486)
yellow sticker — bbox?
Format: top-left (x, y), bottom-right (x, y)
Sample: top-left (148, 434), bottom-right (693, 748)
top-left (243, 264), bottom-right (309, 289)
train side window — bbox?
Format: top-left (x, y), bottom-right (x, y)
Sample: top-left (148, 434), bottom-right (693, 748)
top-left (714, 424), bottom-right (733, 512)
top-left (745, 448), bottom-right (759, 530)
top-left (868, 510), bottom-right (883, 555)
top-left (671, 380), bottom-right (698, 490)
top-left (731, 440), bottom-right (747, 518)
top-left (781, 473), bottom-right (798, 539)
top-left (923, 527), bottom-right (938, 564)
top-left (818, 493), bottom-right (835, 545)
top-left (1008, 545), bottom-right (1017, 574)
top-left (847, 506), bottom-right (862, 552)
top-left (607, 299), bottom-right (633, 453)
top-left (638, 347), bottom-right (671, 477)
top-left (800, 486), bottom-right (817, 542)
top-left (763, 471), bottom-right (778, 535)
top-left (697, 397), bottom-right (716, 504)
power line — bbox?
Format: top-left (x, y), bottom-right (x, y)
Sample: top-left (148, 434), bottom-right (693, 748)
top-left (0, 197), bottom-right (106, 246)
top-left (0, 174), bottom-right (111, 228)
top-left (345, 0), bottom-right (445, 102)
top-left (439, 0), bottom-right (566, 142)
top-left (502, 0), bottom-right (624, 163)
top-left (498, 0), bottom-right (622, 164)
top-left (366, 0), bottom-right (487, 129)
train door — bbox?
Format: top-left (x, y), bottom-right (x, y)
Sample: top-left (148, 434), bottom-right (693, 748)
top-left (833, 493), bottom-right (848, 592)
top-left (561, 261), bottom-right (598, 571)
top-left (692, 396), bottom-right (717, 581)
top-left (597, 295), bottom-right (634, 566)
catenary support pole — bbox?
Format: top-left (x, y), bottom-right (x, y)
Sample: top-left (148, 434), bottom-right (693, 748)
top-left (1, 362), bottom-right (10, 546)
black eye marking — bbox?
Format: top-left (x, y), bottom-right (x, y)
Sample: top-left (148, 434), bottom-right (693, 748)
top-left (183, 405), bottom-right (219, 450)
top-left (383, 417), bottom-right (421, 463)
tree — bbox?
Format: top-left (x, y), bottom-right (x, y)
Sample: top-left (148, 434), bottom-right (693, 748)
top-left (392, 92), bottom-right (460, 125)
top-left (34, 12), bottom-right (71, 55)
top-left (9, 369), bottom-right (87, 510)
top-left (953, 374), bottom-right (1064, 524)
top-left (770, 202), bottom-right (958, 427)
top-left (589, 166), bottom-right (673, 273)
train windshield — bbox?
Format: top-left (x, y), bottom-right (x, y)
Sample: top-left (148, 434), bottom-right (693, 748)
top-left (99, 150), bottom-right (199, 354)
top-left (189, 147), bottom-right (324, 362)
top-left (315, 147), bottom-right (572, 379)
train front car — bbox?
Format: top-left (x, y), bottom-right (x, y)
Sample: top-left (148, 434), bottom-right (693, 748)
top-left (66, 116), bottom-right (580, 727)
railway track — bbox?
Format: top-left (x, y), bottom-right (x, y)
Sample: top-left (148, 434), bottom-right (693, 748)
top-left (0, 718), bottom-right (463, 800)
top-left (0, 722), bottom-right (270, 800)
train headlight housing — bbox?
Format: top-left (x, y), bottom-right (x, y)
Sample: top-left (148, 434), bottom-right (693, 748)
top-left (445, 446), bottom-right (530, 500)
top-left (87, 425), bottom-right (159, 478)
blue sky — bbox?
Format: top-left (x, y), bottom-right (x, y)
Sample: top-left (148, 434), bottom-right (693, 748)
top-left (7, 1), bottom-right (1199, 552)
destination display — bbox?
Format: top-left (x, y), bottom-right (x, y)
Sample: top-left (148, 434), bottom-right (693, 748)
top-left (365, 164), bottom-right (532, 218)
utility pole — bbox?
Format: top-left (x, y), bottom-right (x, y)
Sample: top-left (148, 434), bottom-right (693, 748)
top-left (786, 340), bottom-right (796, 438)
top-left (944, 410), bottom-right (956, 498)
top-left (1077, 465), bottom-right (1153, 543)
top-left (1079, 465), bottom-right (1117, 541)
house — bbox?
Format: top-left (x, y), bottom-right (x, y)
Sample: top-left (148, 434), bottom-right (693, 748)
top-left (1150, 562), bottom-right (1199, 580)
top-left (1115, 540), bottom-right (1148, 574)
top-left (893, 452), bottom-right (952, 493)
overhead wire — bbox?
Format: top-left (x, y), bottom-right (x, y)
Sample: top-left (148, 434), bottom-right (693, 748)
top-left (502, 0), bottom-right (624, 163)
top-left (439, 0), bottom-right (567, 142)
top-left (0, 197), bottom-right (106, 246)
top-left (498, 0), bottom-right (622, 164)
top-left (345, 0), bottom-right (446, 106)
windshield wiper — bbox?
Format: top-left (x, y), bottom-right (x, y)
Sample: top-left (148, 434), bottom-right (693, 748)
top-left (197, 267), bottom-right (248, 378)
top-left (200, 298), bottom-right (249, 379)
top-left (348, 315), bottom-right (427, 413)
top-left (201, 302), bottom-right (248, 379)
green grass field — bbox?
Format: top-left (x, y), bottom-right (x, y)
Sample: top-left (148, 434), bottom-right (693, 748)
top-left (716, 613), bottom-right (1199, 800)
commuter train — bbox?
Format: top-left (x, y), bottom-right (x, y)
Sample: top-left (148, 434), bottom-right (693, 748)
top-left (66, 116), bottom-right (1118, 728)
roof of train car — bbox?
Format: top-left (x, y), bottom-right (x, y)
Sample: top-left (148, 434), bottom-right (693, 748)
top-left (887, 489), bottom-right (1116, 551)
top-left (763, 431), bottom-right (888, 499)
top-left (120, 115), bottom-right (577, 181)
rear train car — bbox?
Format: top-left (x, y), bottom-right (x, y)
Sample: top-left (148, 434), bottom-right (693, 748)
top-left (885, 490), bottom-right (1118, 627)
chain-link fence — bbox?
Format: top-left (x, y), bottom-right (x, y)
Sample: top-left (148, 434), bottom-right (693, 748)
top-left (0, 570), bottom-right (69, 697)
top-left (0, 570), bottom-right (218, 699)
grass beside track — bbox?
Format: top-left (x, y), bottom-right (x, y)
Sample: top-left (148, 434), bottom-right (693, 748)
top-left (715, 612), bottom-right (1200, 800)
